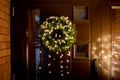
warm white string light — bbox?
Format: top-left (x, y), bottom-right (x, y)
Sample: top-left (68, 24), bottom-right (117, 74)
top-left (46, 49), bottom-right (71, 77)
top-left (111, 35), bottom-right (120, 79)
top-left (61, 74), bottom-right (64, 76)
top-left (66, 66), bottom-right (69, 68)
top-left (48, 63), bottom-right (51, 66)
top-left (61, 70), bottom-right (63, 72)
top-left (49, 71), bottom-right (52, 74)
top-left (56, 52), bottom-right (59, 54)
top-left (39, 67), bottom-right (41, 70)
top-left (53, 58), bottom-right (56, 60)
top-left (60, 65), bottom-right (63, 69)
top-left (66, 59), bottom-right (70, 63)
top-left (67, 72), bottom-right (69, 74)
top-left (39, 37), bottom-right (42, 70)
top-left (60, 60), bottom-right (63, 63)
top-left (40, 51), bottom-right (42, 54)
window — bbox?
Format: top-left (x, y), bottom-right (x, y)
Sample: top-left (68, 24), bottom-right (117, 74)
top-left (73, 6), bottom-right (88, 21)
top-left (73, 5), bottom-right (90, 59)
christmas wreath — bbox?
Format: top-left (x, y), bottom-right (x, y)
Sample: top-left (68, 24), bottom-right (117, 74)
top-left (40, 16), bottom-right (76, 52)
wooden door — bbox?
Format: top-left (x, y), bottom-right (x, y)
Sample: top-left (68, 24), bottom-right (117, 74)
top-left (71, 5), bottom-right (91, 80)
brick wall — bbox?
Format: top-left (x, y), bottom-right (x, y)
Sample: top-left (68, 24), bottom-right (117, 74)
top-left (0, 0), bottom-right (11, 80)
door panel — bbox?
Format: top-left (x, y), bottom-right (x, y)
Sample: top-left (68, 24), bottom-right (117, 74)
top-left (72, 61), bottom-right (90, 80)
top-left (72, 5), bottom-right (91, 80)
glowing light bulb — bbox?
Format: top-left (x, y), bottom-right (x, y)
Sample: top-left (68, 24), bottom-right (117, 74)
top-left (68, 51), bottom-right (71, 53)
top-left (59, 35), bottom-right (61, 38)
top-left (57, 25), bottom-right (59, 29)
top-left (61, 70), bottom-right (63, 72)
top-left (49, 71), bottom-right (51, 74)
top-left (60, 65), bottom-right (63, 69)
top-left (113, 61), bottom-right (117, 64)
top-left (54, 41), bottom-right (57, 44)
top-left (101, 50), bottom-right (104, 54)
top-left (39, 35), bottom-right (41, 37)
top-left (43, 33), bottom-right (46, 36)
top-left (65, 37), bottom-right (68, 40)
top-left (55, 45), bottom-right (57, 48)
top-left (56, 52), bottom-right (59, 54)
top-left (67, 54), bottom-right (71, 56)
top-left (48, 63), bottom-right (51, 66)
top-left (104, 38), bottom-right (108, 42)
top-left (49, 36), bottom-right (51, 39)
top-left (60, 61), bottom-right (63, 63)
top-left (45, 29), bottom-right (49, 32)
top-left (67, 51), bottom-right (71, 56)
top-left (48, 55), bottom-right (51, 58)
top-left (59, 42), bottom-right (61, 45)
top-left (39, 67), bottom-right (41, 70)
top-left (55, 33), bottom-right (57, 38)
top-left (103, 56), bottom-right (107, 59)
top-left (93, 46), bottom-right (97, 50)
top-left (61, 74), bottom-right (64, 76)
top-left (60, 54), bottom-right (63, 58)
top-left (52, 21), bottom-right (54, 23)
top-left (53, 58), bottom-right (56, 60)
top-left (60, 56), bottom-right (63, 58)
top-left (98, 64), bottom-right (102, 67)
top-left (40, 51), bottom-right (42, 53)
top-left (97, 38), bottom-right (101, 42)
top-left (113, 44), bottom-right (118, 47)
top-left (66, 66), bottom-right (69, 68)
top-left (66, 60), bottom-right (69, 63)
top-left (67, 72), bottom-right (69, 74)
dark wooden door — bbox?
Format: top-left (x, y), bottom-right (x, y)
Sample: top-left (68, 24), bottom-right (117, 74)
top-left (12, 0), bottom-right (92, 80)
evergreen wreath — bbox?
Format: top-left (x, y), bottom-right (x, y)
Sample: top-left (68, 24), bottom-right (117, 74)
top-left (40, 16), bottom-right (76, 52)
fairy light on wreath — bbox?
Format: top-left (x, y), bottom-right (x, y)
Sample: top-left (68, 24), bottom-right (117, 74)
top-left (40, 16), bottom-right (76, 52)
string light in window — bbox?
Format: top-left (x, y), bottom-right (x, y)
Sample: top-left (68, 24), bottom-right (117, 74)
top-left (98, 64), bottom-right (102, 67)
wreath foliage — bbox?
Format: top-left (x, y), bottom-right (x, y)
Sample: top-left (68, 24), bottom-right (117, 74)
top-left (40, 16), bottom-right (76, 52)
